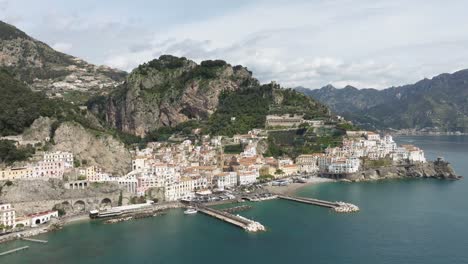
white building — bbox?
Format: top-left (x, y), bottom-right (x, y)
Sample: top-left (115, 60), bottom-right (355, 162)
top-left (0, 203), bottom-right (16, 228)
top-left (214, 172), bottom-right (238, 189)
top-left (132, 156), bottom-right (148, 171)
top-left (365, 132), bottom-right (381, 141)
top-left (164, 177), bottom-right (208, 201)
top-left (28, 210), bottom-right (59, 227)
top-left (328, 158), bottom-right (360, 174)
top-left (43, 151), bottom-right (74, 168)
top-left (237, 170), bottom-right (259, 185)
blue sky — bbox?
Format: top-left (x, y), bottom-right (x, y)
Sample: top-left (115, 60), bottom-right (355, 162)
top-left (1, 0), bottom-right (468, 89)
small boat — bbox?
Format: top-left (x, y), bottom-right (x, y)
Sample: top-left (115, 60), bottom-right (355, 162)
top-left (184, 207), bottom-right (198, 215)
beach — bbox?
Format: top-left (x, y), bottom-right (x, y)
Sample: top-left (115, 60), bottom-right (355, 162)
top-left (265, 177), bottom-right (335, 195)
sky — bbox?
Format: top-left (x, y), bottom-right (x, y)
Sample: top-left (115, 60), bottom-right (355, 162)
top-left (1, 0), bottom-right (468, 89)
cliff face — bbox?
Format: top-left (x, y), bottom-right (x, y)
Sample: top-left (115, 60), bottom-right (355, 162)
top-left (52, 122), bottom-right (132, 175)
top-left (103, 56), bottom-right (259, 137)
top-left (346, 160), bottom-right (460, 181)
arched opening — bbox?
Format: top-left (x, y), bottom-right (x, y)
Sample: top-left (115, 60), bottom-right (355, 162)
top-left (35, 219), bottom-right (41, 225)
top-left (100, 198), bottom-right (112, 209)
top-left (73, 200), bottom-right (86, 212)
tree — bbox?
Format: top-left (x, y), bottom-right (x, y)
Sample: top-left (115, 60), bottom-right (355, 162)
top-left (275, 169), bottom-right (284, 175)
top-left (118, 191), bottom-right (123, 206)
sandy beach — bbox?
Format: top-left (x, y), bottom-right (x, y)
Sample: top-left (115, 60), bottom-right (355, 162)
top-left (265, 177), bottom-right (335, 195)
top-left (61, 214), bottom-right (91, 225)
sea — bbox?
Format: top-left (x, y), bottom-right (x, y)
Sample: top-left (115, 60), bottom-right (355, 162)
top-left (1, 136), bottom-right (467, 264)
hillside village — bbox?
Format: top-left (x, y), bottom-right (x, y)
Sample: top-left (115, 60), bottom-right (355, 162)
top-left (0, 113), bottom-right (427, 230)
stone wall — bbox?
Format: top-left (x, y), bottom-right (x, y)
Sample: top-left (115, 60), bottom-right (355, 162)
top-left (0, 179), bottom-right (129, 215)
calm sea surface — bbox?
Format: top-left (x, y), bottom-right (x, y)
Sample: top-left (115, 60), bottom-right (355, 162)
top-left (1, 136), bottom-right (468, 264)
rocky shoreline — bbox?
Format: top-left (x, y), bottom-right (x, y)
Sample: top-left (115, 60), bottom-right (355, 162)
top-left (345, 159), bottom-right (461, 182)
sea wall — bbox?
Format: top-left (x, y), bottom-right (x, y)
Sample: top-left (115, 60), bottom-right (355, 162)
top-left (0, 179), bottom-right (126, 215)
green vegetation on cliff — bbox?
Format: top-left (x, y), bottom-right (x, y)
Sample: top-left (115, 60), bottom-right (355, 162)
top-left (206, 84), bottom-right (329, 136)
top-left (0, 140), bottom-right (35, 164)
top-left (0, 69), bottom-right (101, 136)
top-left (264, 127), bottom-right (344, 158)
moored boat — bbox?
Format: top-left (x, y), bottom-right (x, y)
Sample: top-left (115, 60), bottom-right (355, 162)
top-left (184, 207), bottom-right (198, 215)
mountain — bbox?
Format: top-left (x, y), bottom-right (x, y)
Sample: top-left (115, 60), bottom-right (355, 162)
top-left (297, 70), bottom-right (468, 132)
top-left (0, 20), bottom-right (127, 100)
top-left (90, 55), bottom-right (330, 137)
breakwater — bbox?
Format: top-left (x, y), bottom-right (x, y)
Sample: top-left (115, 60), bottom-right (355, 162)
top-left (278, 195), bottom-right (359, 213)
top-left (196, 204), bottom-right (265, 232)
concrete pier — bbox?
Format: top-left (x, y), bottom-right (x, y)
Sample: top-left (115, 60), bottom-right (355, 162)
top-left (0, 246), bottom-right (29, 256)
top-left (278, 195), bottom-right (339, 208)
top-left (196, 204), bottom-right (265, 232)
top-left (278, 195), bottom-right (359, 213)
top-left (22, 238), bottom-right (48, 243)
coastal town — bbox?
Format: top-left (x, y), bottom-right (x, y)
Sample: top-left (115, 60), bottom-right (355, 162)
top-left (1, 114), bottom-right (428, 236)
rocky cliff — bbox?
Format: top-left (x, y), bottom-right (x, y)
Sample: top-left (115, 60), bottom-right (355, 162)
top-left (0, 20), bottom-right (127, 97)
top-left (103, 56), bottom-right (259, 137)
top-left (345, 159), bottom-right (460, 182)
top-left (98, 55), bottom-right (330, 137)
top-left (52, 122), bottom-right (132, 175)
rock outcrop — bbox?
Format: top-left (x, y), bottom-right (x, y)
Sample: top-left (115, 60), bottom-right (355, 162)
top-left (22, 116), bottom-right (56, 142)
top-left (345, 159), bottom-right (460, 181)
top-left (52, 122), bottom-right (132, 175)
top-left (103, 56), bottom-right (259, 137)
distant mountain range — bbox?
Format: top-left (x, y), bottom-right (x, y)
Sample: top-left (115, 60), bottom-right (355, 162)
top-left (297, 70), bottom-right (468, 132)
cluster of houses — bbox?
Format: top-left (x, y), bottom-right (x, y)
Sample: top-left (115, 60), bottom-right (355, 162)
top-left (0, 151), bottom-right (74, 181)
top-left (77, 129), bottom-right (426, 201)
top-left (296, 131), bottom-right (426, 175)
top-left (0, 128), bottom-right (427, 223)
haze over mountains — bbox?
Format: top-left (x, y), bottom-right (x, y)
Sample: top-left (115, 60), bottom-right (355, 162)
top-left (297, 69), bottom-right (468, 133)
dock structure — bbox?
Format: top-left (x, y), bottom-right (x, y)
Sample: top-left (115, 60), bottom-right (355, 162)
top-left (196, 204), bottom-right (265, 232)
top-left (222, 205), bottom-right (252, 213)
top-left (278, 195), bottom-right (339, 208)
top-left (278, 195), bottom-right (359, 213)
top-left (22, 238), bottom-right (48, 243)
top-left (0, 246), bottom-right (29, 256)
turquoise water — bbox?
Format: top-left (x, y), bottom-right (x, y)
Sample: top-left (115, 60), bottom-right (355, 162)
top-left (1, 136), bottom-right (468, 264)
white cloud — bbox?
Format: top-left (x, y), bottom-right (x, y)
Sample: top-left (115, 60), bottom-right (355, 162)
top-left (52, 42), bottom-right (73, 53)
top-left (5, 0), bottom-right (468, 89)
